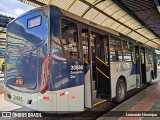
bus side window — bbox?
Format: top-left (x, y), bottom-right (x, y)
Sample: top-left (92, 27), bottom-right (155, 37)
top-left (61, 19), bottom-right (79, 59)
top-left (145, 49), bottom-right (152, 67)
top-left (129, 44), bottom-right (135, 63)
top-left (146, 49), bottom-right (149, 64)
top-left (148, 50), bottom-right (153, 65)
top-left (110, 37), bottom-right (122, 62)
top-left (82, 32), bottom-right (89, 63)
top-left (122, 41), bottom-right (132, 62)
top-left (110, 38), bottom-right (116, 61)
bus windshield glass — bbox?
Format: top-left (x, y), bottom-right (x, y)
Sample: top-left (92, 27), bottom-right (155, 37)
top-left (6, 14), bottom-right (48, 55)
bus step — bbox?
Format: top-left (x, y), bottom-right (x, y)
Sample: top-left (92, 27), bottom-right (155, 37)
top-left (93, 99), bottom-right (107, 107)
top-left (98, 94), bottom-right (110, 99)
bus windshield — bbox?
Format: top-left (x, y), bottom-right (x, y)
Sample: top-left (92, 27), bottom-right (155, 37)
top-left (5, 11), bottom-right (48, 92)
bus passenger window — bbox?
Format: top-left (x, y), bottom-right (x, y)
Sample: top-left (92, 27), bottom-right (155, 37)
top-left (61, 19), bottom-right (79, 59)
top-left (110, 37), bottom-right (123, 61)
top-left (145, 49), bottom-right (153, 67)
top-left (122, 41), bottom-right (132, 62)
top-left (82, 33), bottom-right (88, 63)
top-left (148, 50), bottom-right (153, 64)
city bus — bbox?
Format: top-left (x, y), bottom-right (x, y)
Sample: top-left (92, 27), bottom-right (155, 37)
top-left (4, 5), bottom-right (157, 112)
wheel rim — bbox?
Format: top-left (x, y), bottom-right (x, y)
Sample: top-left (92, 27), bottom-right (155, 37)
top-left (118, 83), bottom-right (125, 100)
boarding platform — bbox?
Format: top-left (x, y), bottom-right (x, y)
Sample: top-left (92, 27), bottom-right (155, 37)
top-left (98, 74), bottom-right (160, 120)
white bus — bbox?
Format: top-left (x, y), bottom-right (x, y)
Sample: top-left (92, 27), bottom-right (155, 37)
top-left (4, 5), bottom-right (157, 112)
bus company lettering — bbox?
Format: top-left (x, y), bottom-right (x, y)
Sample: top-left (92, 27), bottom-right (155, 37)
top-left (70, 65), bottom-right (83, 78)
top-left (11, 112), bottom-right (42, 117)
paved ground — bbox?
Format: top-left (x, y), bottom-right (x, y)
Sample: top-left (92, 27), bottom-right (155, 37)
top-left (0, 94), bottom-right (21, 111)
top-left (97, 76), bottom-right (160, 120)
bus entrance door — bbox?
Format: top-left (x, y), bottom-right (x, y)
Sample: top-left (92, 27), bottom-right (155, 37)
top-left (135, 46), bottom-right (141, 88)
top-left (82, 29), bottom-right (110, 107)
top-left (140, 48), bottom-right (147, 84)
top-left (94, 35), bottom-right (110, 99)
top-left (135, 46), bottom-right (147, 87)
top-left (81, 29), bottom-right (92, 108)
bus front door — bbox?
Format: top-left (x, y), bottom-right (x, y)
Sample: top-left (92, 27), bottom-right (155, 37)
top-left (135, 46), bottom-right (147, 87)
top-left (81, 29), bottom-right (110, 107)
top-left (140, 48), bottom-right (147, 84)
top-left (81, 28), bottom-right (92, 108)
top-left (94, 35), bottom-right (110, 99)
top-left (135, 46), bottom-right (141, 88)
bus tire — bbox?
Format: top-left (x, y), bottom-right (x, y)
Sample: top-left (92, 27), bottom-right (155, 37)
top-left (114, 78), bottom-right (126, 103)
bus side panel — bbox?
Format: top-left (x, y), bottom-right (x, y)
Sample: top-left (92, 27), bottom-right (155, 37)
top-left (130, 63), bottom-right (137, 89)
top-left (37, 92), bottom-right (57, 111)
top-left (110, 62), bottom-right (136, 98)
top-left (110, 62), bottom-right (118, 98)
top-left (37, 85), bottom-right (84, 112)
top-left (49, 6), bottom-right (84, 91)
top-left (48, 6), bottom-right (84, 111)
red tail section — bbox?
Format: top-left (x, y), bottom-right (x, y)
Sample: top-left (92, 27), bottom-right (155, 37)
top-left (40, 55), bottom-right (50, 94)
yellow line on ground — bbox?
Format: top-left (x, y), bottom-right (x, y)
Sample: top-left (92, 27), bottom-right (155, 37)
top-left (93, 100), bottom-right (107, 106)
top-left (96, 67), bottom-right (109, 79)
top-left (96, 56), bottom-right (108, 67)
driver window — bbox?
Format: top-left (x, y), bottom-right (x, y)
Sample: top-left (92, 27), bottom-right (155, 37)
top-left (61, 19), bottom-right (79, 59)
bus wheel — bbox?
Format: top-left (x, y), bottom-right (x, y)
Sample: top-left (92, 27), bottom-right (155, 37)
top-left (115, 78), bottom-right (126, 103)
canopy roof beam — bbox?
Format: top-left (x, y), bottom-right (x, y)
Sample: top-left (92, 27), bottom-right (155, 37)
top-left (18, 0), bottom-right (160, 48)
top-left (23, 0), bottom-right (45, 6)
top-left (113, 0), bottom-right (160, 38)
top-left (79, 0), bottom-right (159, 46)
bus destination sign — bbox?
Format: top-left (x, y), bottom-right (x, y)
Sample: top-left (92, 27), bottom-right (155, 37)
top-left (28, 16), bottom-right (41, 28)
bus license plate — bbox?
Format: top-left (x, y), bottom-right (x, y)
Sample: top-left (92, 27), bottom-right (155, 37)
top-left (15, 78), bottom-right (24, 85)
top-left (13, 95), bottom-right (23, 102)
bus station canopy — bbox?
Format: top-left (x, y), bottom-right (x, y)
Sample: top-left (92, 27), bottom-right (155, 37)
top-left (18, 0), bottom-right (160, 48)
top-left (0, 11), bottom-right (15, 40)
top-left (0, 11), bottom-right (15, 55)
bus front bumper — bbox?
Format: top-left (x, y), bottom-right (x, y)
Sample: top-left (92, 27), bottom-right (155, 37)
top-left (4, 87), bottom-right (39, 111)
